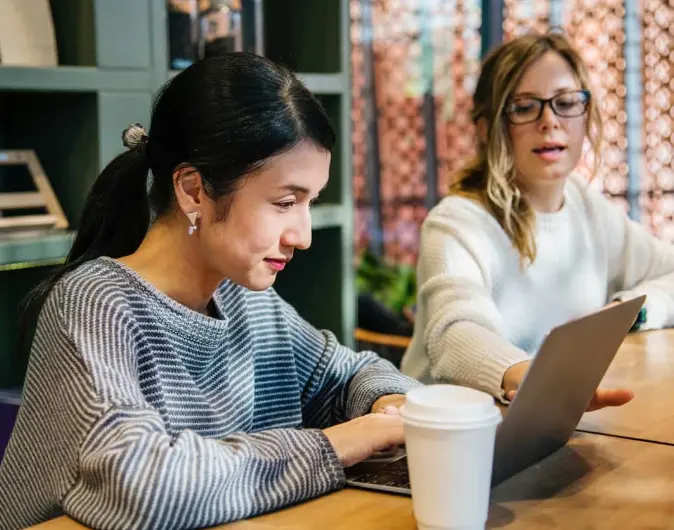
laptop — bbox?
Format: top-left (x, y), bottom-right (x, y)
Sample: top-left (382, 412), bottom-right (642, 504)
top-left (345, 295), bottom-right (646, 495)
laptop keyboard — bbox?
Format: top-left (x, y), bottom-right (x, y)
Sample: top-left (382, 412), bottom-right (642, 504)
top-left (345, 455), bottom-right (411, 490)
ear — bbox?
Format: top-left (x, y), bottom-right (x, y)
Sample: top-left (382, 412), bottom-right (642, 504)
top-left (476, 117), bottom-right (488, 144)
top-left (173, 165), bottom-right (207, 216)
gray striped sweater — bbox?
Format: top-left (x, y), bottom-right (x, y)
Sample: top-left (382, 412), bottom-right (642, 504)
top-left (0, 258), bottom-right (419, 530)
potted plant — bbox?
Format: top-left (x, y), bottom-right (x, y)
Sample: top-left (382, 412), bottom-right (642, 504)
top-left (356, 248), bottom-right (416, 337)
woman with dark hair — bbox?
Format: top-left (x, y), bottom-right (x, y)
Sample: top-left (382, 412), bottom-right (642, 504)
top-left (0, 53), bottom-right (418, 530)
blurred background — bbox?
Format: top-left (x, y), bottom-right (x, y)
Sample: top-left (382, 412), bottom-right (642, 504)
top-left (351, 0), bottom-right (674, 348)
top-left (0, 0), bottom-right (672, 440)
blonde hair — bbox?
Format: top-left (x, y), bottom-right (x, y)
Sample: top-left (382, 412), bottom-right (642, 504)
top-left (451, 32), bottom-right (603, 265)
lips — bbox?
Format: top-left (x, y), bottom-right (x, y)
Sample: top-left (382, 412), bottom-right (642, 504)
top-left (532, 143), bottom-right (567, 154)
top-left (264, 258), bottom-right (290, 272)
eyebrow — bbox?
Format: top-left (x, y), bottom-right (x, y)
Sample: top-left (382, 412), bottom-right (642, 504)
top-left (279, 183), bottom-right (327, 195)
top-left (511, 87), bottom-right (579, 98)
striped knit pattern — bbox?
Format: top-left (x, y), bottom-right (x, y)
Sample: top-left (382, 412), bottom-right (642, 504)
top-left (0, 258), bottom-right (420, 530)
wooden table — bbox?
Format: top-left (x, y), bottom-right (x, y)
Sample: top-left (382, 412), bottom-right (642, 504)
top-left (32, 432), bottom-right (674, 530)
top-left (28, 330), bottom-right (674, 530)
top-left (578, 330), bottom-right (674, 445)
top-left (225, 431), bottom-right (674, 530)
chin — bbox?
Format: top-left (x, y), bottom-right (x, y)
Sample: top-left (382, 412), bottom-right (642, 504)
top-left (544, 170), bottom-right (570, 181)
top-left (245, 274), bottom-right (277, 292)
top-left (536, 163), bottom-right (573, 182)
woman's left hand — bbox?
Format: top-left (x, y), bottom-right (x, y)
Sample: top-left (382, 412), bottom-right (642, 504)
top-left (371, 394), bottom-right (406, 415)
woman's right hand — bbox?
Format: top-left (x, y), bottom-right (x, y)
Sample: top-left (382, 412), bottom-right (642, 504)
top-left (502, 360), bottom-right (634, 411)
top-left (322, 412), bottom-right (405, 468)
top-left (501, 360), bottom-right (531, 398)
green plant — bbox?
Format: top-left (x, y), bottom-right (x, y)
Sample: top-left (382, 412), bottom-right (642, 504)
top-left (356, 248), bottom-right (417, 316)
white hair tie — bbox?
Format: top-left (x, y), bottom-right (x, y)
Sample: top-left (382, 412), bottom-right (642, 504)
top-left (122, 123), bottom-right (149, 150)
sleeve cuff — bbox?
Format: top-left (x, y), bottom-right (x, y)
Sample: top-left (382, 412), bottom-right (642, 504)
top-left (344, 360), bottom-right (423, 418)
top-left (310, 429), bottom-right (346, 488)
top-left (611, 290), bottom-right (660, 330)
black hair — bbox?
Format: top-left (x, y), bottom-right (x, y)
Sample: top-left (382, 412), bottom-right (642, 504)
top-left (20, 52), bottom-right (335, 339)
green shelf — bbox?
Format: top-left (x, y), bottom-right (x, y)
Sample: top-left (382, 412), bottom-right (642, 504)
top-left (0, 230), bottom-right (74, 271)
top-left (0, 66), bottom-right (150, 92)
top-left (168, 71), bottom-right (346, 95)
top-left (296, 74), bottom-right (347, 95)
top-left (311, 204), bottom-right (347, 229)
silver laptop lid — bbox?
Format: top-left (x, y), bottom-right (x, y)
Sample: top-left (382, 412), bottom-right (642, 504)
top-left (491, 295), bottom-right (646, 485)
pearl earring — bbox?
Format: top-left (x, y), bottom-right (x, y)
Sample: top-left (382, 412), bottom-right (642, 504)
top-left (187, 212), bottom-right (199, 235)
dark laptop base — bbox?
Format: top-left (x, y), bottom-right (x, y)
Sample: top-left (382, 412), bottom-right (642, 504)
top-left (344, 447), bottom-right (517, 496)
top-left (345, 451), bottom-right (412, 495)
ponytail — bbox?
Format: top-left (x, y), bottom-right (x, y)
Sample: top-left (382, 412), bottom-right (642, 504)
top-left (19, 126), bottom-right (151, 350)
top-left (68, 143), bottom-right (151, 266)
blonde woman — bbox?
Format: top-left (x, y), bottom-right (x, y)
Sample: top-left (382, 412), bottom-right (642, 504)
top-left (400, 32), bottom-right (674, 407)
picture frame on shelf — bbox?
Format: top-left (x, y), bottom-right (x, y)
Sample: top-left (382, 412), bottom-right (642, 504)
top-left (0, 150), bottom-right (68, 232)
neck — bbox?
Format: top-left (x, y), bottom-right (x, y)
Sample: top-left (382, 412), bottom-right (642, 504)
top-left (518, 179), bottom-right (566, 213)
top-left (117, 215), bottom-right (221, 314)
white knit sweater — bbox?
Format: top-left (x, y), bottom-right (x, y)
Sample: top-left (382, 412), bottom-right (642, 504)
top-left (400, 174), bottom-right (674, 397)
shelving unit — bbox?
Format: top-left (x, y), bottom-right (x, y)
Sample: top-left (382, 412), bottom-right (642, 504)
top-left (0, 0), bottom-right (354, 388)
top-left (0, 66), bottom-right (151, 92)
top-left (296, 73), bottom-right (348, 95)
top-left (0, 0), bottom-right (158, 387)
top-left (264, 0), bottom-right (355, 346)
top-left (0, 231), bottom-right (75, 271)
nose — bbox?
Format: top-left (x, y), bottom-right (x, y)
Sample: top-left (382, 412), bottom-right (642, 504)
top-left (537, 102), bottom-right (560, 131)
top-left (282, 208), bottom-right (312, 251)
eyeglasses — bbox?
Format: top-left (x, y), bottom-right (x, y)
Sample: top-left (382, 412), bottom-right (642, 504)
top-left (504, 90), bottom-right (591, 125)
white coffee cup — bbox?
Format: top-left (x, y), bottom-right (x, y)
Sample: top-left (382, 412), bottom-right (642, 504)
top-left (400, 384), bottom-right (502, 530)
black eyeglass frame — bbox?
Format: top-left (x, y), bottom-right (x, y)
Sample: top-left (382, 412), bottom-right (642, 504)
top-left (503, 89), bottom-right (592, 125)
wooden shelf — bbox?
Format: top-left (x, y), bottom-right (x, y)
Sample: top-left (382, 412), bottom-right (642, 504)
top-left (0, 66), bottom-right (150, 92)
top-left (0, 230), bottom-right (74, 271)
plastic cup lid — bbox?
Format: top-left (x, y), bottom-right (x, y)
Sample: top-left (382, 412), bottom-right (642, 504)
top-left (400, 384), bottom-right (501, 427)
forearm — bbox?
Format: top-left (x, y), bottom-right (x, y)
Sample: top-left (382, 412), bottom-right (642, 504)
top-left (64, 407), bottom-right (343, 530)
top-left (426, 320), bottom-right (529, 397)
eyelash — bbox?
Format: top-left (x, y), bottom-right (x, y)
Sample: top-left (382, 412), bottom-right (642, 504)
top-left (276, 201), bottom-right (295, 210)
top-left (275, 198), bottom-right (320, 211)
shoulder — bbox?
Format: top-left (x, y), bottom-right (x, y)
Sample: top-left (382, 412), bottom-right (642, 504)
top-left (564, 173), bottom-right (626, 227)
top-left (426, 194), bottom-right (498, 228)
top-left (58, 258), bottom-right (142, 309)
top-left (422, 193), bottom-right (513, 253)
top-left (417, 194), bottom-right (517, 286)
top-left (51, 258), bottom-right (143, 338)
